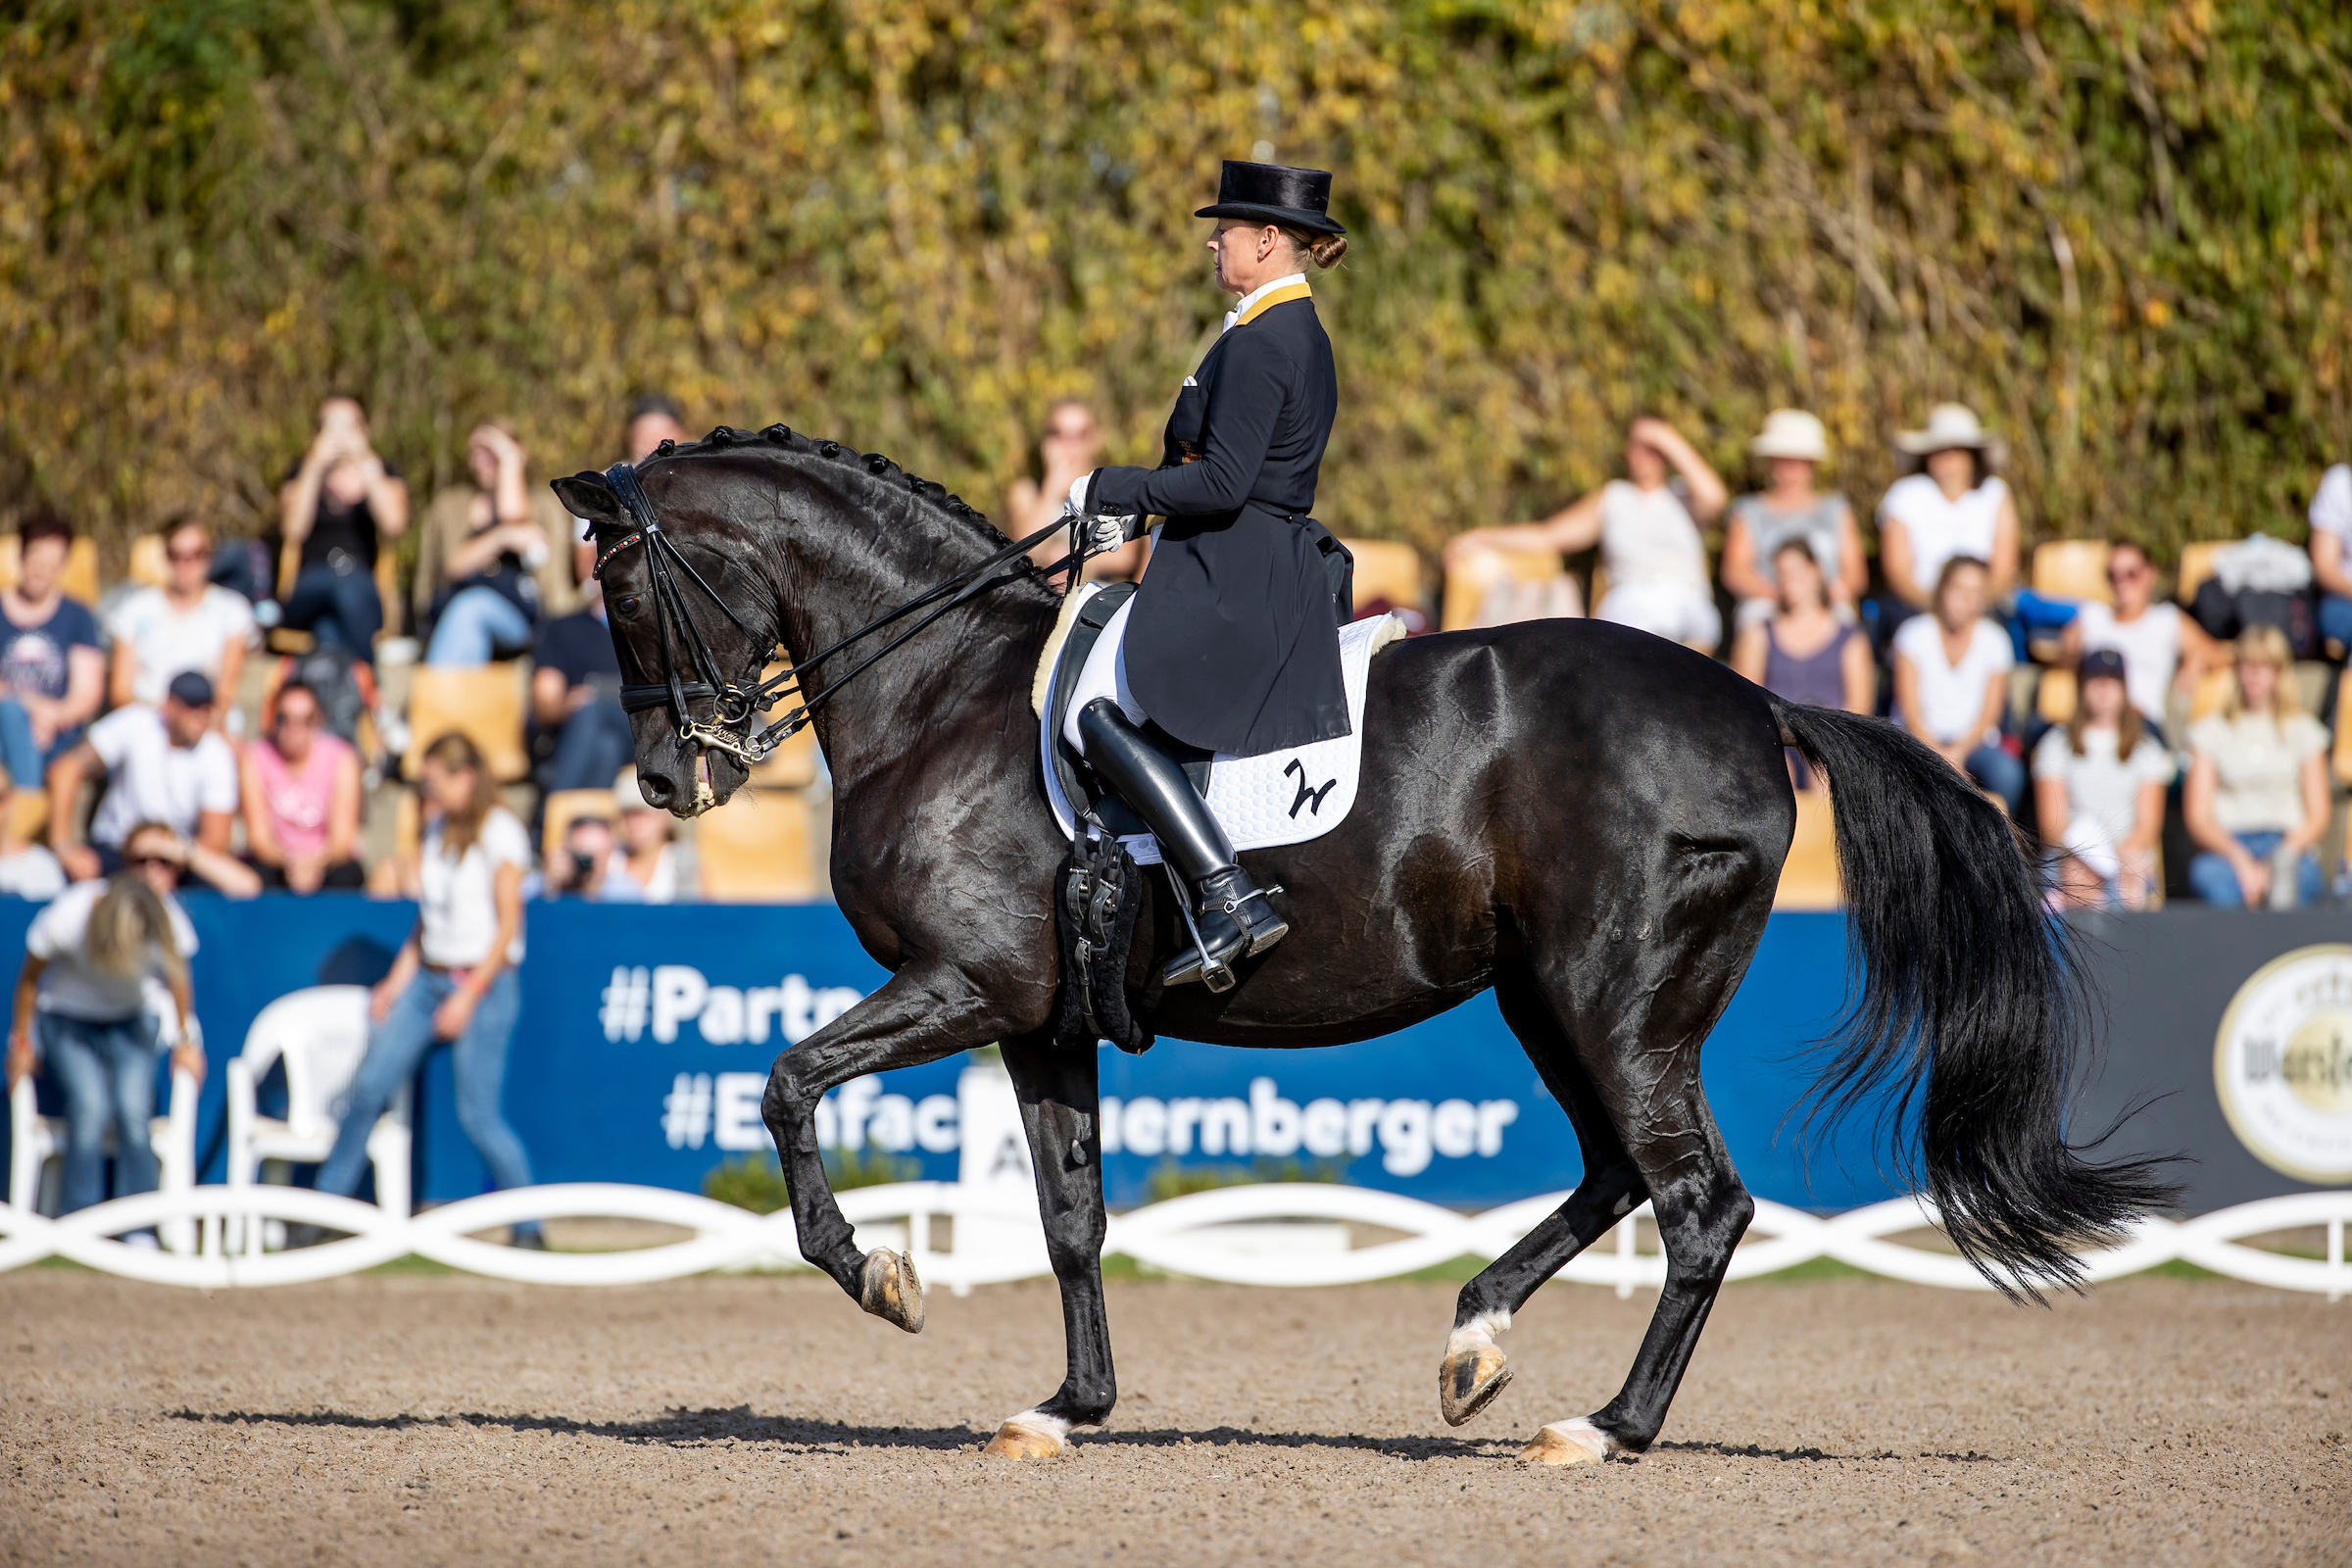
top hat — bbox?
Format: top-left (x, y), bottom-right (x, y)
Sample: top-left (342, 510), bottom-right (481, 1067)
top-left (1196, 161), bottom-right (1346, 235)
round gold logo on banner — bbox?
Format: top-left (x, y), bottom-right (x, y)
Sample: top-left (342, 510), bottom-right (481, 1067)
top-left (2213, 944), bottom-right (2352, 1185)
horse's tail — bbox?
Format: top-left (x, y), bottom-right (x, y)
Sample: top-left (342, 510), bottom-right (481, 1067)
top-left (1769, 697), bottom-right (2176, 1297)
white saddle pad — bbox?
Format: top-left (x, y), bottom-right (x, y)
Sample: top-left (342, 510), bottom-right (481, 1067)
top-left (1037, 584), bottom-right (1403, 865)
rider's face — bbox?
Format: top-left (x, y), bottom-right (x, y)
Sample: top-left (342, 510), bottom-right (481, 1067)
top-left (1207, 220), bottom-right (1280, 295)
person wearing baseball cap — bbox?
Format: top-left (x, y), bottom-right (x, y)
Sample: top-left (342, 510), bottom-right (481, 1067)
top-left (2031, 647), bottom-right (2172, 910)
top-left (45, 669), bottom-right (259, 894)
top-left (1720, 410), bottom-right (1867, 629)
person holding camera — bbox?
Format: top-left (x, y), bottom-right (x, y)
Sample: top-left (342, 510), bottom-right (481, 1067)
top-left (277, 395), bottom-right (409, 656)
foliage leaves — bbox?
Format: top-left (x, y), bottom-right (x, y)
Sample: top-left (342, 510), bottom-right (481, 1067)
top-left (5, 0), bottom-right (2349, 566)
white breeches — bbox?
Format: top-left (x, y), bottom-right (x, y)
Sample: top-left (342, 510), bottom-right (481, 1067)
top-left (1061, 592), bottom-right (1150, 754)
top-left (1596, 579), bottom-right (1724, 650)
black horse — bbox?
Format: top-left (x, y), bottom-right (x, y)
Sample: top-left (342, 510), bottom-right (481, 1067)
top-left (554, 428), bottom-right (2166, 1465)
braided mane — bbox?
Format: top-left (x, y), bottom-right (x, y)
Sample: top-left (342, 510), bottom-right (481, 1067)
top-left (667, 423), bottom-right (1012, 555)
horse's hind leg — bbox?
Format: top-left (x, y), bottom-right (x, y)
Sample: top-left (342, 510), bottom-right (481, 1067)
top-left (980, 1029), bottom-right (1113, 1460)
top-left (1438, 971), bottom-right (1647, 1428)
top-left (1520, 908), bottom-right (1760, 1465)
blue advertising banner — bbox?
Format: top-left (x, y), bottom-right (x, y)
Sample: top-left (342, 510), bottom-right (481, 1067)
top-left (1, 894), bottom-right (1896, 1211)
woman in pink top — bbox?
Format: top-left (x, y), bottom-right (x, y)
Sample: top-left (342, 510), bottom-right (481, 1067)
top-left (240, 679), bottom-right (364, 892)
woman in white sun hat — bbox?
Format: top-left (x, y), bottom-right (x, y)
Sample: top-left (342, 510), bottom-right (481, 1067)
top-left (1719, 410), bottom-right (1866, 630)
top-left (1876, 403), bottom-right (2020, 617)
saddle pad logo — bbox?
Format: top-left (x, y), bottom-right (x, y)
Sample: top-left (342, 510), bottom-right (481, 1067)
top-left (1284, 758), bottom-right (1338, 819)
top-left (2213, 943), bottom-right (2352, 1185)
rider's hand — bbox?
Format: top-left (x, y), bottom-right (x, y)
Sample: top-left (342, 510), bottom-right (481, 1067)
top-left (1062, 470), bottom-right (1131, 557)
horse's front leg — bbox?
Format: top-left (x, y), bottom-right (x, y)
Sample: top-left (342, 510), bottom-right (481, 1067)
top-left (760, 965), bottom-right (1010, 1329)
top-left (981, 1029), bottom-right (1110, 1459)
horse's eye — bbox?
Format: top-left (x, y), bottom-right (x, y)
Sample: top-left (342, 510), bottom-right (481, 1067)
top-left (612, 595), bottom-right (643, 617)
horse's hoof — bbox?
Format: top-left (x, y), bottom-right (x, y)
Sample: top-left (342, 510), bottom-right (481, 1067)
top-left (859, 1249), bottom-right (925, 1334)
top-left (1438, 1345), bottom-right (1512, 1427)
top-left (1520, 1418), bottom-right (1613, 1467)
top-left (981, 1419), bottom-right (1068, 1459)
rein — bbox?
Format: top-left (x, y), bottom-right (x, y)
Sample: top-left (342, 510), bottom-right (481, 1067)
top-left (594, 459), bottom-right (1081, 766)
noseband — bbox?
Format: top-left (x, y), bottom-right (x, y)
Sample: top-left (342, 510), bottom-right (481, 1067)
top-left (592, 457), bottom-right (1078, 767)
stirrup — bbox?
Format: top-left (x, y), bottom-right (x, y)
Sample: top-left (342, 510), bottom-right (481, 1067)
top-left (1163, 880), bottom-right (1239, 993)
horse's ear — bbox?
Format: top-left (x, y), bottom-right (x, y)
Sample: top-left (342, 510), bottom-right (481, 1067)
top-left (552, 472), bottom-right (622, 529)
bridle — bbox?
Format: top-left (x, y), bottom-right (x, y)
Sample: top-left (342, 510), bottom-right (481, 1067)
top-left (592, 457), bottom-right (1079, 768)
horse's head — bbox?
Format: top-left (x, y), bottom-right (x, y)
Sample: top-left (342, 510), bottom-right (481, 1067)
top-left (552, 446), bottom-right (779, 818)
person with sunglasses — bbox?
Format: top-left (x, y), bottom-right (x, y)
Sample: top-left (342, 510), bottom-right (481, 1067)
top-left (2060, 539), bottom-right (2211, 739)
top-left (240, 678), bottom-right (365, 892)
top-left (104, 515), bottom-right (255, 727)
top-left (4, 820), bottom-right (209, 1230)
top-left (47, 671), bottom-right (261, 895)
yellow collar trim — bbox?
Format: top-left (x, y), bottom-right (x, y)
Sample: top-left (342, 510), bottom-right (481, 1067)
top-left (1232, 277), bottom-right (1312, 328)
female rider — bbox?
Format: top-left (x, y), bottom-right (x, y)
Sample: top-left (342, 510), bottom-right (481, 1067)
top-left (1061, 161), bottom-right (1351, 991)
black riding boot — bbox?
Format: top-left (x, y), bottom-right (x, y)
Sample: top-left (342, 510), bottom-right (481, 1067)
top-left (1076, 699), bottom-right (1288, 992)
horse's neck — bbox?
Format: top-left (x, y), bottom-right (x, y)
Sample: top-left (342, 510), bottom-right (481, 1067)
top-left (772, 483), bottom-right (1053, 793)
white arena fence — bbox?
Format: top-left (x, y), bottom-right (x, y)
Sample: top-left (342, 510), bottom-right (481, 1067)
top-left (0, 1181), bottom-right (2345, 1298)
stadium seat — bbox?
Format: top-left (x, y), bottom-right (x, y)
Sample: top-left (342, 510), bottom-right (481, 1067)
top-left (126, 533), bottom-right (170, 589)
top-left (543, 788), bottom-right (618, 864)
top-left (2036, 666), bottom-right (2077, 726)
top-left (8, 791), bottom-right (47, 845)
top-left (2187, 665), bottom-right (2235, 722)
top-left (1774, 788), bottom-right (1840, 909)
top-left (1440, 545), bottom-right (1570, 632)
top-left (694, 789), bottom-right (819, 902)
top-left (2336, 672), bottom-right (2352, 788)
top-left (224, 985), bottom-right (410, 1253)
top-left (1338, 538), bottom-right (1425, 616)
top-left (404, 662), bottom-right (530, 782)
top-left (0, 535), bottom-right (100, 605)
top-left (8, 985), bottom-right (198, 1250)
top-left (2175, 540), bottom-right (2231, 609)
top-left (2031, 540), bottom-right (2113, 605)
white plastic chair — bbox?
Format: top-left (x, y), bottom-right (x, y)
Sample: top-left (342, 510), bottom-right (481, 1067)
top-left (225, 985), bottom-right (411, 1253)
top-left (7, 986), bottom-right (200, 1252)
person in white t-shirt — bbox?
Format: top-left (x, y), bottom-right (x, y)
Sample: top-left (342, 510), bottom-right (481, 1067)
top-left (45, 671), bottom-right (259, 895)
top-left (105, 516), bottom-right (257, 719)
top-left (2183, 626), bottom-right (2331, 908)
top-left (1445, 416), bottom-right (1729, 650)
top-left (2059, 540), bottom-right (2210, 735)
top-left (311, 731), bottom-right (541, 1246)
top-left (2309, 463), bottom-right (2352, 658)
top-left (2032, 649), bottom-right (2173, 909)
top-left (4, 821), bottom-right (204, 1218)
top-left (1877, 404), bottom-right (2020, 613)
top-left (1891, 556), bottom-right (2023, 811)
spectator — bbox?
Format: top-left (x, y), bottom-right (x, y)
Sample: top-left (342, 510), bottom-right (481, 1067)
top-left (625, 392), bottom-right (688, 462)
top-left (606, 768), bottom-right (695, 903)
top-left (0, 513), bottom-right (104, 848)
top-left (2060, 539), bottom-right (2208, 736)
top-left (415, 421), bottom-right (578, 666)
top-left (313, 731), bottom-right (540, 1246)
top-left (1719, 411), bottom-right (1867, 627)
top-left (2310, 463), bottom-right (2352, 659)
top-left (1445, 416), bottom-right (1728, 650)
top-left (239, 679), bottom-right (364, 892)
top-left (1731, 540), bottom-right (1874, 779)
top-left (46, 672), bottom-right (261, 895)
top-left (541, 809), bottom-right (618, 899)
top-left (2183, 626), bottom-right (2330, 908)
top-left (1009, 400), bottom-right (1144, 586)
top-left (3, 821), bottom-right (205, 1226)
top-left (105, 514), bottom-right (255, 719)
top-left (1877, 404), bottom-right (2020, 617)
top-left (277, 395), bottom-right (409, 656)
top-left (529, 556), bottom-right (631, 793)
top-left (1892, 556), bottom-right (2023, 812)
top-left (2032, 649), bottom-right (2172, 910)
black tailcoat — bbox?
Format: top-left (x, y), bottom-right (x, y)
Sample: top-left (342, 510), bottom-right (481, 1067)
top-left (1090, 294), bottom-right (1348, 756)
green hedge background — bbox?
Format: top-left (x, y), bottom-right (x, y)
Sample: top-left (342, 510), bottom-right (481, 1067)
top-left (5, 0), bottom-right (2350, 572)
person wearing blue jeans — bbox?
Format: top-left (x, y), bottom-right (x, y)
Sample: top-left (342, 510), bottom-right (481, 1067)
top-left (2183, 626), bottom-right (2334, 908)
top-left (5, 822), bottom-right (205, 1221)
top-left (311, 732), bottom-right (542, 1245)
top-left (2185, 829), bottom-right (2325, 908)
top-left (424, 584), bottom-right (534, 664)
top-left (1890, 556), bottom-right (2026, 814)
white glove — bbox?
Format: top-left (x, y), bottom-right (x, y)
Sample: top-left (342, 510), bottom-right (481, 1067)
top-left (1061, 469), bottom-right (1133, 556)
